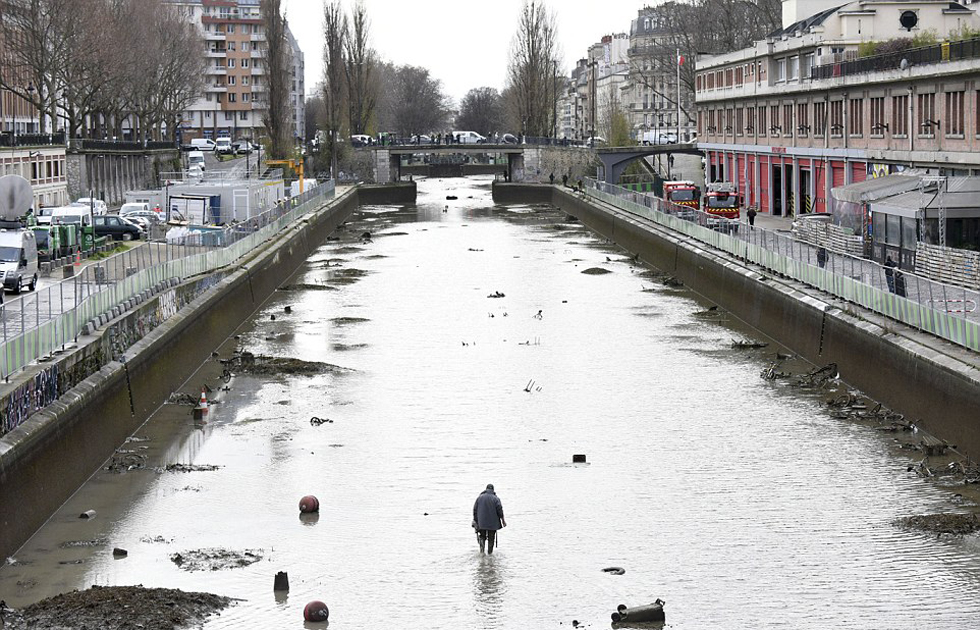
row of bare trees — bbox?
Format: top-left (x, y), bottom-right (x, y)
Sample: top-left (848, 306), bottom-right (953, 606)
top-left (0, 0), bottom-right (205, 142)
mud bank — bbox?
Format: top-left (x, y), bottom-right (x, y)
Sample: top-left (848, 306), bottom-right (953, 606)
top-left (494, 183), bottom-right (980, 459)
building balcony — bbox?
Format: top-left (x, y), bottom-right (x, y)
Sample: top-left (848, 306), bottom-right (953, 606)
top-left (203, 32), bottom-right (226, 41)
top-left (251, 49), bottom-right (263, 58)
top-left (207, 67), bottom-right (228, 75)
top-left (206, 49), bottom-right (227, 58)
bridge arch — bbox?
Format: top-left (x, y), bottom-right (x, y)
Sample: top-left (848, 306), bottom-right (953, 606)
top-left (596, 145), bottom-right (702, 184)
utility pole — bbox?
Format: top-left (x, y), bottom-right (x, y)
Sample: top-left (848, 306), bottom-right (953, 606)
top-left (553, 60), bottom-right (558, 140)
top-left (590, 60), bottom-right (597, 142)
top-left (676, 48), bottom-right (682, 142)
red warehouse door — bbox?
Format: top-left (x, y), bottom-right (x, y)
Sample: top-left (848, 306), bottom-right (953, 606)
top-left (851, 162), bottom-right (867, 184)
top-left (814, 161), bottom-right (827, 213)
top-left (759, 157), bottom-right (770, 213)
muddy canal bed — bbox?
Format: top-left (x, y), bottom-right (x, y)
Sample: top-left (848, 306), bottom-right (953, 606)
top-left (2, 176), bottom-right (980, 629)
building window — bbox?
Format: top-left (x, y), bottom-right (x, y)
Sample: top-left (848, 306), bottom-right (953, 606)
top-left (830, 101), bottom-right (844, 137)
top-left (801, 53), bottom-right (814, 80)
top-left (243, 92), bottom-right (250, 102)
top-left (228, 58), bottom-right (236, 68)
top-left (789, 56), bottom-right (799, 81)
top-left (240, 111), bottom-right (248, 121)
top-left (758, 106), bottom-right (767, 137)
top-left (746, 106), bottom-right (756, 134)
top-left (869, 97), bottom-right (885, 137)
top-left (242, 76), bottom-right (249, 86)
top-left (796, 103), bottom-right (808, 136)
top-left (228, 41), bottom-right (235, 52)
top-left (783, 104), bottom-right (793, 136)
top-left (848, 99), bottom-right (863, 137)
top-left (227, 24), bottom-right (235, 34)
top-left (735, 66), bottom-right (743, 87)
top-left (228, 93), bottom-right (236, 103)
top-left (228, 76), bottom-right (236, 85)
top-left (917, 93), bottom-right (936, 137)
top-left (814, 101), bottom-right (827, 136)
top-left (945, 91), bottom-right (964, 137)
top-left (770, 105), bottom-right (780, 135)
top-left (225, 112), bottom-right (234, 121)
top-left (893, 94), bottom-right (909, 136)
top-left (242, 58), bottom-right (249, 68)
top-left (735, 108), bottom-right (743, 135)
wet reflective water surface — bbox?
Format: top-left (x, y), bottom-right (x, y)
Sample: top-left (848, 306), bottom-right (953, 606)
top-left (3, 176), bottom-right (980, 629)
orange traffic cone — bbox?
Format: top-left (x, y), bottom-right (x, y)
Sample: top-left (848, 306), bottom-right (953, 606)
top-left (74, 252), bottom-right (81, 267)
top-left (192, 388), bottom-right (209, 420)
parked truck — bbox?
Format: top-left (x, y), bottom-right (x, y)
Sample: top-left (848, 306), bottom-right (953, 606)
top-left (704, 182), bottom-right (741, 232)
top-left (662, 180), bottom-right (701, 212)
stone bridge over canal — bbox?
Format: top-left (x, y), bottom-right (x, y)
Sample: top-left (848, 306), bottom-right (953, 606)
top-left (366, 142), bottom-right (703, 184)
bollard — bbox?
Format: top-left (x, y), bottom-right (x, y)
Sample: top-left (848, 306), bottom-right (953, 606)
top-left (62, 265), bottom-right (74, 279)
top-left (304, 600), bottom-right (329, 622)
top-left (273, 571), bottom-right (289, 592)
top-left (611, 599), bottom-right (665, 623)
top-left (572, 454), bottom-right (587, 463)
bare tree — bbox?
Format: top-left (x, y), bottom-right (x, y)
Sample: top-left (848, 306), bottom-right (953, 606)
top-left (322, 0), bottom-right (347, 175)
top-left (392, 65), bottom-right (447, 136)
top-left (343, 0), bottom-right (375, 136)
top-left (456, 87), bottom-right (503, 137)
top-left (0, 0), bottom-right (76, 132)
top-left (506, 0), bottom-right (559, 137)
top-left (263, 0), bottom-right (292, 159)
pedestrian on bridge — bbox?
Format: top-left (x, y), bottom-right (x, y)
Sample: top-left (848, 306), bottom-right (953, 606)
top-left (473, 484), bottom-right (506, 554)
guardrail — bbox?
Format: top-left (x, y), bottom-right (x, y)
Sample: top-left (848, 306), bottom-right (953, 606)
top-left (810, 36), bottom-right (980, 81)
top-left (0, 180), bottom-right (336, 379)
top-left (585, 179), bottom-right (980, 353)
top-left (0, 132), bottom-right (66, 148)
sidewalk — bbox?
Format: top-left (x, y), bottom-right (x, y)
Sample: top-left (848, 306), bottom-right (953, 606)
top-left (746, 212), bottom-right (795, 232)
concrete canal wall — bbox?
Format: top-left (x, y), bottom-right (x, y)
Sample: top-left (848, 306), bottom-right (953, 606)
top-left (495, 182), bottom-right (980, 459)
top-left (0, 189), bottom-right (360, 559)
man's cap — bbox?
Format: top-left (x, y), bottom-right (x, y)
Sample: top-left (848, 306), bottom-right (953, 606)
top-left (486, 484), bottom-right (494, 491)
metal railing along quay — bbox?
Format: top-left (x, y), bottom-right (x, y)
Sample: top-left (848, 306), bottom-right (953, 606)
top-left (810, 36), bottom-right (980, 81)
top-left (586, 179), bottom-right (980, 353)
top-left (0, 180), bottom-right (336, 379)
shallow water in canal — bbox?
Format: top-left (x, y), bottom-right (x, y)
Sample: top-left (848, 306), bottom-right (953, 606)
top-left (3, 175), bottom-right (980, 629)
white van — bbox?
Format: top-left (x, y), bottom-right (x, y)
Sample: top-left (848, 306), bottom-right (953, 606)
top-left (51, 207), bottom-right (93, 226)
top-left (191, 138), bottom-right (216, 151)
top-left (187, 150), bottom-right (206, 172)
top-left (0, 228), bottom-right (39, 293)
top-left (73, 197), bottom-right (108, 215)
top-left (453, 131), bottom-right (486, 144)
top-left (215, 137), bottom-right (233, 154)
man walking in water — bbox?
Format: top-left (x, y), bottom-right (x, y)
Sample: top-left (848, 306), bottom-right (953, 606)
top-left (473, 484), bottom-right (506, 554)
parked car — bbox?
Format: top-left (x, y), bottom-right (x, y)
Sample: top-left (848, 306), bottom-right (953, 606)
top-left (350, 134), bottom-right (372, 148)
top-left (93, 215), bottom-right (142, 241)
top-left (215, 137), bottom-right (234, 155)
top-left (500, 133), bottom-right (519, 144)
top-left (233, 141), bottom-right (256, 155)
top-left (73, 197), bottom-right (108, 215)
top-left (120, 209), bottom-right (162, 230)
top-left (119, 202), bottom-right (150, 216)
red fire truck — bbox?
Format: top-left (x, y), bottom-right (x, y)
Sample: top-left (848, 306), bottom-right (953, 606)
top-left (662, 180), bottom-right (701, 212)
top-left (704, 182), bottom-right (741, 224)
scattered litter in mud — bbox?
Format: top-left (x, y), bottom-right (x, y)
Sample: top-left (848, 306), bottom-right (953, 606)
top-left (330, 317), bottom-right (370, 325)
top-left (907, 459), bottom-right (980, 483)
top-left (140, 535), bottom-right (173, 544)
top-left (163, 463), bottom-right (222, 473)
top-left (329, 444), bottom-right (344, 448)
top-left (693, 306), bottom-right (722, 317)
top-left (0, 585), bottom-right (232, 630)
top-left (731, 338), bottom-right (768, 349)
top-left (581, 267), bottom-right (611, 275)
top-left (221, 350), bottom-right (353, 376)
top-left (331, 246), bottom-right (363, 254)
top-left (60, 538), bottom-right (109, 549)
top-left (104, 452), bottom-right (147, 473)
top-left (278, 283), bottom-right (338, 291)
top-left (662, 276), bottom-right (683, 287)
top-left (898, 513), bottom-right (980, 535)
top-left (362, 254), bottom-right (388, 259)
top-left (380, 231), bottom-right (409, 237)
top-left (170, 547), bottom-right (263, 572)
top-left (125, 436), bottom-right (149, 443)
top-left (166, 392), bottom-right (198, 406)
top-left (332, 342), bottom-right (369, 351)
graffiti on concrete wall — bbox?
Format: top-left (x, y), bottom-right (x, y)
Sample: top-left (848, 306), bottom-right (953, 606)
top-left (0, 273), bottom-right (225, 438)
top-left (0, 365), bottom-right (60, 437)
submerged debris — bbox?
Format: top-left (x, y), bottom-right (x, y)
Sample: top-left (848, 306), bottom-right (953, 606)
top-left (167, 392), bottom-right (198, 406)
top-left (487, 291), bottom-right (506, 298)
top-left (661, 276), bottom-right (683, 287)
top-left (278, 283), bottom-right (338, 292)
top-left (795, 363), bottom-right (838, 388)
top-left (164, 463), bottom-right (222, 473)
top-left (898, 513), bottom-right (980, 535)
top-left (221, 350), bottom-right (352, 376)
top-left (170, 548), bottom-right (263, 572)
top-left (731, 338), bottom-right (768, 349)
top-left (581, 267), bottom-right (612, 275)
top-left (0, 585), bottom-right (232, 630)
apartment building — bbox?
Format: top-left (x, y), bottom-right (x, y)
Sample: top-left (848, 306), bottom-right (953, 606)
top-left (0, 147), bottom-right (70, 209)
top-left (626, 6), bottom-right (695, 143)
top-left (167, 0), bottom-right (304, 143)
top-left (695, 0), bottom-right (980, 216)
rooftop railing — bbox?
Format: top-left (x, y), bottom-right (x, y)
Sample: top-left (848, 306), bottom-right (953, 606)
top-left (810, 36), bottom-right (980, 81)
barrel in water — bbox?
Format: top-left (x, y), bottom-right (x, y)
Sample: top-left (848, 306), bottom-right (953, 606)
top-left (611, 599), bottom-right (665, 623)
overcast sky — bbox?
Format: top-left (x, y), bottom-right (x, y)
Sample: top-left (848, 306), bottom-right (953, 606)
top-left (281, 0), bottom-right (645, 103)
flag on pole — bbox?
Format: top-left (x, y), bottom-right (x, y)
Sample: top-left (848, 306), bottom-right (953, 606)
top-left (677, 54), bottom-right (685, 66)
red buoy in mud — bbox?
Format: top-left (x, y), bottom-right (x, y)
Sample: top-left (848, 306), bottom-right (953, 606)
top-left (299, 495), bottom-right (320, 513)
top-left (304, 600), bottom-right (329, 621)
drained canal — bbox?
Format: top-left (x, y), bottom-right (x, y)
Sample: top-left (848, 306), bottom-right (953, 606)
top-left (3, 175), bottom-right (980, 628)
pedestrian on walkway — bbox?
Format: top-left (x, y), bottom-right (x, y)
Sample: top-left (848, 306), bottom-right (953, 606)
top-left (817, 247), bottom-right (827, 269)
top-left (747, 206), bottom-right (757, 229)
top-left (472, 483), bottom-right (506, 554)
top-left (884, 256), bottom-right (897, 293)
